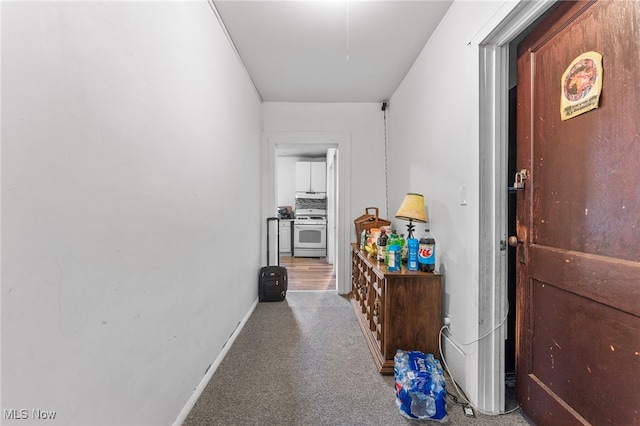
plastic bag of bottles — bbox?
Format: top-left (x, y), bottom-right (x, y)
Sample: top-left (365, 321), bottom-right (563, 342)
top-left (394, 350), bottom-right (447, 422)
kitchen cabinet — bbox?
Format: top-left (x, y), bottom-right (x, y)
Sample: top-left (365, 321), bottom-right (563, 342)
top-left (279, 220), bottom-right (292, 255)
top-left (295, 161), bottom-right (326, 192)
top-left (350, 244), bottom-right (442, 374)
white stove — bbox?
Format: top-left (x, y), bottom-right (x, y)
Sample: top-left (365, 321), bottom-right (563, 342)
top-left (293, 208), bottom-right (327, 257)
top-left (295, 209), bottom-right (327, 224)
top-left (295, 216), bottom-right (327, 225)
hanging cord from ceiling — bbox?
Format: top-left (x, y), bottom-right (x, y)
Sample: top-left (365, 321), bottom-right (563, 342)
top-left (382, 102), bottom-right (389, 218)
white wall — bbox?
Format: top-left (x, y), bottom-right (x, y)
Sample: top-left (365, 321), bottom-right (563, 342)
top-left (264, 102), bottom-right (388, 238)
top-left (1, 2), bottom-right (262, 425)
top-left (387, 0), bottom-right (521, 406)
top-left (277, 157), bottom-right (298, 208)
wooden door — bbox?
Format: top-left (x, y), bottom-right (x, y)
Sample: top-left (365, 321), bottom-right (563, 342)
top-left (515, 1), bottom-right (640, 424)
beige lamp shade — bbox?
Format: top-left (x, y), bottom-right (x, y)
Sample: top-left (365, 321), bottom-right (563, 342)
top-left (395, 193), bottom-right (427, 223)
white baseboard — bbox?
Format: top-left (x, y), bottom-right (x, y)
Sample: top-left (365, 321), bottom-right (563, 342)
top-left (173, 297), bottom-right (259, 426)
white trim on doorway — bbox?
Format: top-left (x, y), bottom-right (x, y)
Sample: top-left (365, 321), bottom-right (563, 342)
top-left (262, 132), bottom-right (351, 294)
top-left (477, 0), bottom-right (556, 414)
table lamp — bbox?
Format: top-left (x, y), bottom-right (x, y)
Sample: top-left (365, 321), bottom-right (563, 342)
top-left (395, 193), bottom-right (427, 239)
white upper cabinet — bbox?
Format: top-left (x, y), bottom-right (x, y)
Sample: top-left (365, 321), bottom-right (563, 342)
top-left (310, 162), bottom-right (326, 192)
top-left (295, 161), bottom-right (310, 192)
top-left (296, 161), bottom-right (326, 192)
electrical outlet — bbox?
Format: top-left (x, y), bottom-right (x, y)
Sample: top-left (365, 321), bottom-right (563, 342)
top-left (463, 405), bottom-right (475, 417)
top-left (443, 314), bottom-right (451, 326)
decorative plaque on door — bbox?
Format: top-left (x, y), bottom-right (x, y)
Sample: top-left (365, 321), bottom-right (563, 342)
top-left (560, 51), bottom-right (603, 121)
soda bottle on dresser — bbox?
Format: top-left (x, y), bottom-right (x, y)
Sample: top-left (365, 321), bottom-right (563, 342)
top-left (418, 229), bottom-right (435, 272)
top-left (377, 227), bottom-right (388, 263)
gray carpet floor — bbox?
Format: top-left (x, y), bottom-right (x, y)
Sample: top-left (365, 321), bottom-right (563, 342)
top-left (183, 291), bottom-right (533, 425)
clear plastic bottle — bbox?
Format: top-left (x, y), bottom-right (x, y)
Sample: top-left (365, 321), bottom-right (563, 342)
top-left (411, 393), bottom-right (437, 418)
top-left (385, 231), bottom-right (399, 265)
top-left (394, 349), bottom-right (409, 365)
top-left (387, 245), bottom-right (401, 271)
top-left (398, 234), bottom-right (407, 262)
top-left (394, 350), bottom-right (410, 388)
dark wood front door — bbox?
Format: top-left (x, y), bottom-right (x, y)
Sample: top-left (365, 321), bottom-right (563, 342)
top-left (515, 1), bottom-right (640, 424)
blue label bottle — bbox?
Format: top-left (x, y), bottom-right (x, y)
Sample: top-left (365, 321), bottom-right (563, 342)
top-left (418, 229), bottom-right (435, 272)
top-left (407, 237), bottom-right (419, 271)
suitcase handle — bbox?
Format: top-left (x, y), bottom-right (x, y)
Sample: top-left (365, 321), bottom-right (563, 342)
top-left (267, 217), bottom-right (280, 266)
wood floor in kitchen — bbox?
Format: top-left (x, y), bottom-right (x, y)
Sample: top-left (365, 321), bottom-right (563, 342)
top-left (280, 256), bottom-right (335, 291)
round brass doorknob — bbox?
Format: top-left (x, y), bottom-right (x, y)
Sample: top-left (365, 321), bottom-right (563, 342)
top-left (508, 236), bottom-right (523, 247)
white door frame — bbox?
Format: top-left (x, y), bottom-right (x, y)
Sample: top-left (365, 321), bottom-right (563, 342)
top-left (262, 132), bottom-right (351, 294)
top-left (326, 148), bottom-right (338, 266)
top-left (477, 0), bottom-right (556, 413)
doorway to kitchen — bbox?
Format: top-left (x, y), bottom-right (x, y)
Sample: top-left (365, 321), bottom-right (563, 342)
top-left (277, 147), bottom-right (337, 291)
top-left (262, 132), bottom-right (351, 294)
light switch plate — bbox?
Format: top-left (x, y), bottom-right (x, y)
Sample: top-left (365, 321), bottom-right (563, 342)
top-left (459, 184), bottom-right (467, 206)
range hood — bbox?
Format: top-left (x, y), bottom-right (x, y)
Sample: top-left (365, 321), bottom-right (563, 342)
top-left (295, 191), bottom-right (326, 199)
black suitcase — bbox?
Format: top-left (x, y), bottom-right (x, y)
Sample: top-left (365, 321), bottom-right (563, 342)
top-left (259, 217), bottom-right (288, 302)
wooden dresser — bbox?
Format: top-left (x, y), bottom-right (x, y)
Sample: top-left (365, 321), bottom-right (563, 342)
top-left (350, 243), bottom-right (442, 374)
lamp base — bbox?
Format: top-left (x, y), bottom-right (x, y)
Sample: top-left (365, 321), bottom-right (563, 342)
top-left (406, 220), bottom-right (416, 239)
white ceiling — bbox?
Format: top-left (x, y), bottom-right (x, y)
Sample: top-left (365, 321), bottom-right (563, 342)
top-left (213, 0), bottom-right (453, 103)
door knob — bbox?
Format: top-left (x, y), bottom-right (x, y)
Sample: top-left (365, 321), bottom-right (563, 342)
top-left (509, 236), bottom-right (527, 263)
top-left (508, 236), bottom-right (527, 264)
top-left (508, 236), bottom-right (523, 247)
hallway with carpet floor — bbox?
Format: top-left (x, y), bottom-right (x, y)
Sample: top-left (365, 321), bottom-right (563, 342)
top-left (183, 289), bottom-right (531, 425)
